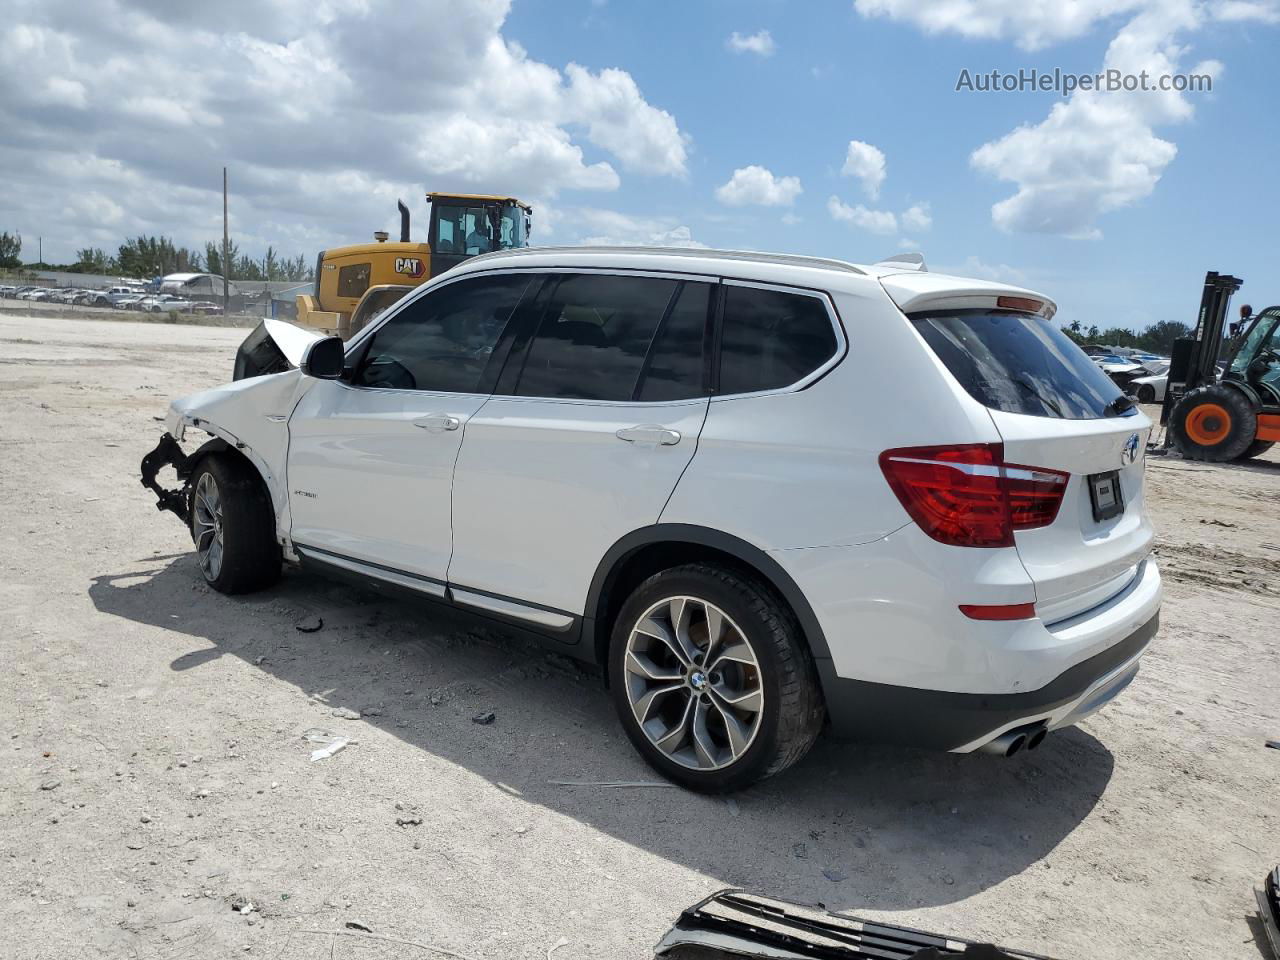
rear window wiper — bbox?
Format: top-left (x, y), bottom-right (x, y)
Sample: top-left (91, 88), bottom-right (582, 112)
top-left (1104, 394), bottom-right (1136, 417)
top-left (1012, 377), bottom-right (1065, 417)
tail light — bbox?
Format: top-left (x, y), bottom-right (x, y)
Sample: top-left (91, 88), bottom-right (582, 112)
top-left (879, 443), bottom-right (1068, 548)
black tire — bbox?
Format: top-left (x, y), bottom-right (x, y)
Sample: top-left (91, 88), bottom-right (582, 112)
top-left (188, 454), bottom-right (281, 594)
top-left (1238, 439), bottom-right (1275, 460)
top-left (1136, 384), bottom-right (1156, 403)
top-left (1169, 383), bottom-right (1258, 462)
top-left (607, 563), bottom-right (824, 793)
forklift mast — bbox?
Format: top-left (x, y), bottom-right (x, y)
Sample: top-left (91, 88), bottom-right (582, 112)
top-left (1160, 271), bottom-right (1243, 426)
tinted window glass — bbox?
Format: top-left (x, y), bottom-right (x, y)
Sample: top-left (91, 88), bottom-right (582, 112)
top-left (911, 311), bottom-right (1129, 419)
top-left (719, 286), bottom-right (838, 395)
top-left (636, 281), bottom-right (710, 402)
top-left (353, 273), bottom-right (529, 392)
top-left (338, 262), bottom-right (371, 298)
top-left (515, 274), bottom-right (678, 401)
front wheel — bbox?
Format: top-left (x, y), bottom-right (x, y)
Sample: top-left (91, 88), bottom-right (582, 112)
top-left (608, 564), bottom-right (824, 792)
top-left (1136, 384), bottom-right (1156, 403)
top-left (189, 454), bottom-right (281, 594)
top-left (1169, 383), bottom-right (1257, 462)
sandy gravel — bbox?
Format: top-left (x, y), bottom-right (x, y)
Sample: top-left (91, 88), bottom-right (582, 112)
top-left (2, 314), bottom-right (1278, 960)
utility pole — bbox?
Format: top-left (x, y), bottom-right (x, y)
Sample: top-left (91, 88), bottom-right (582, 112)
top-left (222, 167), bottom-right (231, 316)
top-left (38, 236), bottom-right (42, 266)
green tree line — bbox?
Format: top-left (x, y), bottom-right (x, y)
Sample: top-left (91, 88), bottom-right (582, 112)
top-left (1, 230), bottom-right (312, 282)
top-left (1060, 318), bottom-right (1192, 355)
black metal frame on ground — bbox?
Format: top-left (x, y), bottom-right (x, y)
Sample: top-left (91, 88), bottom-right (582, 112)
top-left (653, 889), bottom-right (1057, 959)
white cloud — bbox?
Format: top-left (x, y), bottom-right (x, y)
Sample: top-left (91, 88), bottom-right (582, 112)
top-left (840, 141), bottom-right (887, 200)
top-left (570, 208), bottom-right (706, 247)
top-left (827, 197), bottom-right (898, 234)
top-left (853, 0), bottom-right (1144, 50)
top-left (900, 202), bottom-right (932, 232)
top-left (564, 64), bottom-right (689, 177)
top-left (726, 29), bottom-right (776, 56)
top-left (1212, 0), bottom-right (1280, 19)
top-left (715, 166), bottom-right (803, 207)
top-left (0, 0), bottom-right (691, 263)
top-left (855, 0), bottom-right (1233, 238)
top-left (969, 0), bottom-right (1212, 238)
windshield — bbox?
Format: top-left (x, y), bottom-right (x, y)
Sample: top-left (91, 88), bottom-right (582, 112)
top-left (1230, 311), bottom-right (1280, 375)
top-left (911, 309), bottom-right (1131, 419)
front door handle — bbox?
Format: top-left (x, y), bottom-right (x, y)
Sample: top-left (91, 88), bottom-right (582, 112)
top-left (616, 425), bottom-right (681, 445)
top-left (413, 415), bottom-right (461, 433)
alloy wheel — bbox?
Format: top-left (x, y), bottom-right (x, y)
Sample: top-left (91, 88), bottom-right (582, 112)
top-left (623, 595), bottom-right (764, 771)
top-left (193, 472), bottom-right (224, 581)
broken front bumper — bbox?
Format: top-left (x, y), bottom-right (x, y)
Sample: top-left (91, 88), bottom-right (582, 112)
top-left (654, 889), bottom-right (1054, 959)
top-left (140, 433), bottom-right (193, 524)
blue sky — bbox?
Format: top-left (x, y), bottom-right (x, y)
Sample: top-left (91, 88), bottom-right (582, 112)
top-left (505, 0), bottom-right (1279, 329)
top-left (2, 0), bottom-right (1277, 330)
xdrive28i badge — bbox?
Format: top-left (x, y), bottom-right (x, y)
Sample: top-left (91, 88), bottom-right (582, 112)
top-left (1120, 432), bottom-right (1141, 466)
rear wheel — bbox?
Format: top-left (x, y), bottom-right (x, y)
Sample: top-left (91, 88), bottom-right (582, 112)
top-left (1169, 384), bottom-right (1257, 462)
top-left (1136, 384), bottom-right (1156, 403)
top-left (189, 454), bottom-right (281, 594)
top-left (1238, 439), bottom-right (1275, 460)
top-left (608, 564), bottom-right (824, 793)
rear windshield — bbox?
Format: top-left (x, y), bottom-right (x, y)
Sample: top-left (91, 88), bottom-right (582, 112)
top-left (911, 309), bottom-right (1129, 419)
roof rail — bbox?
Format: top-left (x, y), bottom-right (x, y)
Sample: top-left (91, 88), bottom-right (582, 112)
top-left (466, 245), bottom-right (867, 276)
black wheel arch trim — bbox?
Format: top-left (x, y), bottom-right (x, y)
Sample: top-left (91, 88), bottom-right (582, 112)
top-left (584, 523), bottom-right (834, 666)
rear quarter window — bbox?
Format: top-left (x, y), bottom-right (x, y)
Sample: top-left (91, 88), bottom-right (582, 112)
top-left (718, 285), bottom-right (838, 395)
top-left (911, 310), bottom-right (1128, 419)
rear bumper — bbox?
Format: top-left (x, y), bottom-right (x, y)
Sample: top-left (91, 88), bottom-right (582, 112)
top-left (818, 610), bottom-right (1158, 752)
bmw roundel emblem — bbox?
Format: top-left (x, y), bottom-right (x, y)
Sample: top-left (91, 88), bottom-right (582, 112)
top-left (1121, 433), bottom-right (1140, 466)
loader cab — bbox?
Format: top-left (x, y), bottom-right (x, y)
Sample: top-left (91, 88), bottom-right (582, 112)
top-left (1227, 306), bottom-right (1280, 403)
top-left (427, 193), bottom-right (531, 278)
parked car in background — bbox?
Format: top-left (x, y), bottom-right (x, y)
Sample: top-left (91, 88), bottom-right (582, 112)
top-left (107, 286), bottom-right (143, 306)
top-left (1126, 360), bottom-right (1172, 403)
top-left (142, 246), bottom-right (1161, 790)
top-left (147, 294), bottom-right (196, 313)
top-left (0, 285), bottom-right (16, 297)
top-left (189, 301), bottom-right (224, 315)
top-left (1110, 357), bottom-right (1169, 393)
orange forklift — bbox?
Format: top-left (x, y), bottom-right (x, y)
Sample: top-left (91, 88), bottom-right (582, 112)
top-left (1165, 271), bottom-right (1280, 461)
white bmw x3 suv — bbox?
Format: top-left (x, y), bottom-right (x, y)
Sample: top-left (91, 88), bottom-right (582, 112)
top-left (142, 246), bottom-right (1161, 791)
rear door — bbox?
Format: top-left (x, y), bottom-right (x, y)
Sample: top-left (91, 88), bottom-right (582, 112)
top-left (447, 272), bottom-right (714, 621)
top-left (909, 308), bottom-right (1154, 623)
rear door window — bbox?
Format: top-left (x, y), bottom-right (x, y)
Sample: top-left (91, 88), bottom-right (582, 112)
top-left (635, 280), bottom-right (712, 402)
top-left (512, 274), bottom-right (679, 401)
top-left (718, 285), bottom-right (839, 395)
top-left (911, 310), bottom-right (1128, 419)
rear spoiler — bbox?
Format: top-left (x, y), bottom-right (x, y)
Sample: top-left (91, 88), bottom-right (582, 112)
top-left (880, 273), bottom-right (1057, 321)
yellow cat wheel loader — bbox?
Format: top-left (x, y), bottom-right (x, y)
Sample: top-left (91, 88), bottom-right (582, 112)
top-left (295, 193), bottom-right (532, 339)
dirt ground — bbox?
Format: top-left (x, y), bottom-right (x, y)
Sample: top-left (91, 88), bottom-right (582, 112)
top-left (2, 313), bottom-right (1278, 960)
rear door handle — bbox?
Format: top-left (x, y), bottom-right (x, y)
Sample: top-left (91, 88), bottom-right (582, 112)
top-left (413, 415), bottom-right (461, 432)
top-left (616, 425), bottom-right (681, 445)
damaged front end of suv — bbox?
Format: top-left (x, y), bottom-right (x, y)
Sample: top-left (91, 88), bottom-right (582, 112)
top-left (138, 319), bottom-right (336, 590)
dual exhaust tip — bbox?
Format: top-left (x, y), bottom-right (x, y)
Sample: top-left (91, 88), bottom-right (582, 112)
top-left (978, 722), bottom-right (1049, 758)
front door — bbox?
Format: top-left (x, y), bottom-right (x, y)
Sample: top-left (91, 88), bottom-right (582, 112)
top-left (286, 272), bottom-right (534, 583)
top-left (449, 272), bottom-right (715, 618)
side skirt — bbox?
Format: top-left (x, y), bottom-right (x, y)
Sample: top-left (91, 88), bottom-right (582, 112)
top-left (293, 544), bottom-right (586, 654)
